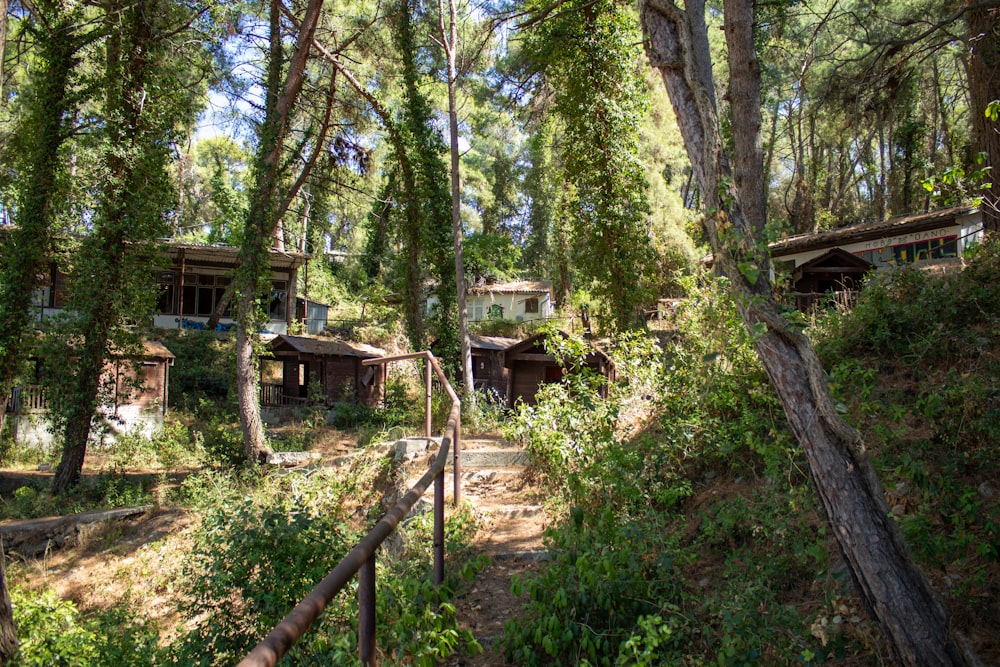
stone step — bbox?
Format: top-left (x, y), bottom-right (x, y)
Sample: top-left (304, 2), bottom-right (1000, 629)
top-left (491, 549), bottom-right (550, 563)
top-left (390, 436), bottom-right (531, 470)
top-left (457, 448), bottom-right (531, 469)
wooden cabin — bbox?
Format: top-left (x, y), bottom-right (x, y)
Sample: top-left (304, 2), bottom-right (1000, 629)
top-left (504, 332), bottom-right (615, 408)
top-left (770, 205), bottom-right (983, 310)
top-left (469, 335), bottom-right (520, 400)
top-left (263, 335), bottom-right (386, 407)
top-left (7, 340), bottom-right (175, 448)
top-left (787, 248), bottom-right (872, 310)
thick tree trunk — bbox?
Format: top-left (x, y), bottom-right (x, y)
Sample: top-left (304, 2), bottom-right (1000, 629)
top-left (52, 398), bottom-right (95, 492)
top-left (235, 313), bottom-right (270, 463)
top-left (641, 0), bottom-right (982, 663)
top-left (0, 537), bottom-right (16, 663)
top-left (52, 303), bottom-right (111, 494)
top-left (964, 5), bottom-right (1000, 229)
top-left (233, 0), bottom-right (324, 460)
top-left (52, 342), bottom-right (103, 492)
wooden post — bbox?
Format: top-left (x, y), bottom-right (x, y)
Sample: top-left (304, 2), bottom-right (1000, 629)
top-left (424, 359), bottom-right (432, 439)
top-left (453, 414), bottom-right (461, 506)
top-left (359, 554), bottom-right (376, 665)
top-left (434, 470), bottom-right (444, 586)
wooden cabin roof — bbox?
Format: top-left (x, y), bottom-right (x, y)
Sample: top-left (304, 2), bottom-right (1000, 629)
top-left (469, 335), bottom-right (521, 352)
top-left (791, 248), bottom-right (873, 279)
top-left (268, 334), bottom-right (385, 359)
top-left (142, 341), bottom-right (175, 360)
top-left (504, 331), bottom-right (612, 367)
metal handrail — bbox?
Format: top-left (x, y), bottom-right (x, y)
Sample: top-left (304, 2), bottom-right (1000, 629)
top-left (238, 351), bottom-right (461, 666)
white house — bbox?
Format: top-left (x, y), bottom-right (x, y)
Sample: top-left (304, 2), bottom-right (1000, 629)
top-left (427, 280), bottom-right (553, 322)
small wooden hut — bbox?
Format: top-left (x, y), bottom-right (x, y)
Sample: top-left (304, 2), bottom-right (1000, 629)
top-left (469, 335), bottom-right (520, 399)
top-left (264, 335), bottom-right (386, 407)
top-left (788, 248), bottom-right (872, 310)
top-left (504, 331), bottom-right (615, 408)
top-left (127, 341), bottom-right (176, 416)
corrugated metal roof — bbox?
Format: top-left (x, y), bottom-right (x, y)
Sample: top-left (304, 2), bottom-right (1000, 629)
top-left (770, 205), bottom-right (979, 257)
top-left (269, 334), bottom-right (385, 358)
top-left (161, 242), bottom-right (309, 270)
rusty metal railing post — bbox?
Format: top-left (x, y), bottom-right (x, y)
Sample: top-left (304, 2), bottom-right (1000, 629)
top-left (434, 469), bottom-right (445, 586)
top-left (359, 553), bottom-right (376, 665)
top-left (453, 414), bottom-right (461, 506)
top-left (424, 358), bottom-right (432, 439)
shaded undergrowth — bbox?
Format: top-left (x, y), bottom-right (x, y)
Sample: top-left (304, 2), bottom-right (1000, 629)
top-left (502, 246), bottom-right (1000, 665)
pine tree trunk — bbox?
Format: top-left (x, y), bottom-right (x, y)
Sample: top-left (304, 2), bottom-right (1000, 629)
top-left (52, 343), bottom-right (102, 494)
top-left (641, 0), bottom-right (983, 663)
top-left (232, 0), bottom-right (324, 460)
top-left (235, 313), bottom-right (270, 463)
top-left (0, 537), bottom-right (16, 663)
top-left (439, 0), bottom-right (474, 395)
top-left (964, 5), bottom-right (1000, 230)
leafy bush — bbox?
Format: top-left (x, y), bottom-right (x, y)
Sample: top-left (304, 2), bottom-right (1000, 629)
top-left (192, 406), bottom-right (246, 466)
top-left (503, 509), bottom-right (689, 666)
top-left (9, 587), bottom-right (162, 666)
top-left (171, 468), bottom-right (482, 665)
top-left (10, 587), bottom-right (99, 666)
top-left (159, 330), bottom-right (236, 410)
top-left (172, 469), bottom-right (364, 663)
top-left (816, 238), bottom-right (1000, 364)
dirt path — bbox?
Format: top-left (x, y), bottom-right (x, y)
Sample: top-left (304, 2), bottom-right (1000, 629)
top-left (441, 439), bottom-right (551, 666)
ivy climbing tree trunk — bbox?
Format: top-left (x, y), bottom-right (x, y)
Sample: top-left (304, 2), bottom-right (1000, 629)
top-left (52, 0), bottom-right (191, 493)
top-left (640, 0), bottom-right (983, 664)
top-left (0, 0), bottom-right (79, 443)
top-left (233, 0), bottom-right (325, 462)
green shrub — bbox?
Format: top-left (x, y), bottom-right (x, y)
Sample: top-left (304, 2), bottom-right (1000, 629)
top-left (194, 407), bottom-right (246, 466)
top-left (10, 587), bottom-right (99, 666)
top-left (503, 509), bottom-right (688, 666)
top-left (159, 330), bottom-right (236, 410)
top-left (9, 587), bottom-right (162, 666)
top-left (171, 468), bottom-right (482, 665)
top-left (172, 470), bottom-right (364, 663)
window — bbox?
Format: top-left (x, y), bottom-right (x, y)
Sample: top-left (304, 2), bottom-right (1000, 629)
top-left (856, 235), bottom-right (958, 266)
top-left (156, 272), bottom-right (176, 314)
top-left (892, 235), bottom-right (958, 264)
top-left (524, 297), bottom-right (539, 314)
top-left (269, 280), bottom-right (287, 320)
top-left (468, 303), bottom-right (485, 321)
top-left (179, 272), bottom-right (230, 316)
top-left (50, 270), bottom-right (68, 308)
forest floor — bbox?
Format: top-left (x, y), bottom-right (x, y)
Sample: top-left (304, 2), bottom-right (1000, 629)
top-left (2, 430), bottom-right (549, 666)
